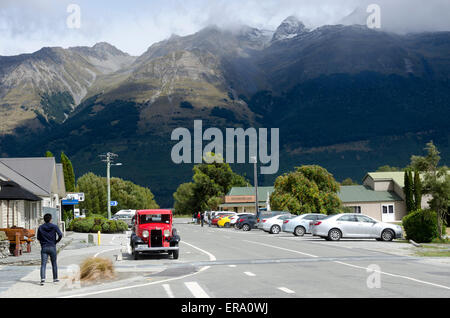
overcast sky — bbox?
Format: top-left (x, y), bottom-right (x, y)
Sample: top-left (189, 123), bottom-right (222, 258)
top-left (1, 0), bottom-right (449, 56)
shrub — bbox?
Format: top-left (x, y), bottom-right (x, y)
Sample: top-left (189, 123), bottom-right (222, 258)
top-left (69, 217), bottom-right (125, 233)
top-left (91, 225), bottom-right (102, 233)
top-left (116, 220), bottom-right (128, 232)
top-left (403, 209), bottom-right (439, 243)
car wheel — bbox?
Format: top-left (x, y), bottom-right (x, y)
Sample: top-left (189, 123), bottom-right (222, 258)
top-left (294, 226), bottom-right (306, 237)
top-left (172, 249), bottom-right (179, 259)
top-left (381, 229), bottom-right (394, 242)
top-left (270, 225), bottom-right (281, 234)
top-left (242, 224), bottom-right (251, 231)
top-left (328, 228), bottom-right (342, 241)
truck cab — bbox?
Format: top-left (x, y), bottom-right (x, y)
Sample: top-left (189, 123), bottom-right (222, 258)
top-left (130, 209), bottom-right (180, 260)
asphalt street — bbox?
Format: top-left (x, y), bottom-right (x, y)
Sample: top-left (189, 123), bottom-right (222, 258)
top-left (1, 220), bottom-right (449, 298)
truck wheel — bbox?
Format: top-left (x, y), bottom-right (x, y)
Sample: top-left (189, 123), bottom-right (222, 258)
top-left (172, 249), bottom-right (179, 259)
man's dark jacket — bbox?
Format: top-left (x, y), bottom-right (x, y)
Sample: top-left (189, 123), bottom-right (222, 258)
top-left (37, 223), bottom-right (63, 248)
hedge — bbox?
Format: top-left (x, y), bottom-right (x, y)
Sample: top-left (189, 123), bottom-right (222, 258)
top-left (68, 216), bottom-right (128, 233)
top-left (403, 209), bottom-right (439, 243)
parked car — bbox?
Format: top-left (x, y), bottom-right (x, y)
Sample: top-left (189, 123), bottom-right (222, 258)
top-left (310, 213), bottom-right (403, 241)
top-left (282, 213), bottom-right (328, 236)
top-left (130, 209), bottom-right (180, 259)
top-left (218, 213), bottom-right (253, 228)
top-left (256, 211), bottom-right (290, 228)
top-left (112, 214), bottom-right (133, 227)
top-left (235, 214), bottom-right (258, 231)
top-left (261, 214), bottom-right (294, 234)
top-left (211, 212), bottom-right (236, 227)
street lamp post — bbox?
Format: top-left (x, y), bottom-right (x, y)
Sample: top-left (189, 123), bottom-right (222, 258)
top-left (100, 152), bottom-right (122, 220)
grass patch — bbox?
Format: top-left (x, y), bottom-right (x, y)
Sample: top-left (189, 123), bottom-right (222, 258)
top-left (80, 257), bottom-right (115, 282)
top-left (416, 250), bottom-right (450, 257)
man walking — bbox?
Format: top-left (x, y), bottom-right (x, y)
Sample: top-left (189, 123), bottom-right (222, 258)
top-left (37, 213), bottom-right (63, 285)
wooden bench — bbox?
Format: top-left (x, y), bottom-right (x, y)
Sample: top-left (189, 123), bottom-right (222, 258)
top-left (0, 228), bottom-right (35, 256)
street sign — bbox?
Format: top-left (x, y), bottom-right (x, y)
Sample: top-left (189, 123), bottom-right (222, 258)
top-left (110, 201), bottom-right (118, 206)
top-left (66, 192), bottom-right (85, 202)
top-left (62, 199), bottom-right (79, 205)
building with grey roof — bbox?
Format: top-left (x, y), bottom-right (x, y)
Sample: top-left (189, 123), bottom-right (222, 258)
top-left (0, 157), bottom-right (66, 229)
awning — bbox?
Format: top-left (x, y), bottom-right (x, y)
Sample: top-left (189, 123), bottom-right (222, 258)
top-left (0, 180), bottom-right (41, 201)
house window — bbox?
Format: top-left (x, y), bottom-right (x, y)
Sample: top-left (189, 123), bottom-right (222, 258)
top-left (349, 206), bottom-right (361, 213)
top-left (382, 205), bottom-right (394, 214)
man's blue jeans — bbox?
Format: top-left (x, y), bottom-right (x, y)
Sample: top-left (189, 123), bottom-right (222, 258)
top-left (40, 246), bottom-right (58, 280)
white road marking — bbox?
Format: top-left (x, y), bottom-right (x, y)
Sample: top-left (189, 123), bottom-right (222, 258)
top-left (244, 272), bottom-right (256, 277)
top-left (181, 240), bottom-right (216, 261)
top-left (244, 240), bottom-right (319, 258)
top-left (247, 239), bottom-right (450, 291)
top-left (61, 240), bottom-right (216, 298)
top-left (94, 248), bottom-right (121, 258)
top-left (278, 287), bottom-right (295, 294)
top-left (334, 261), bottom-right (450, 290)
top-left (162, 284), bottom-right (174, 298)
top-left (185, 282), bottom-right (210, 298)
top-left (228, 265), bottom-right (237, 268)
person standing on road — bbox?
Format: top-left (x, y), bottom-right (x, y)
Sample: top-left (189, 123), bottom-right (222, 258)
top-left (201, 212), bottom-right (204, 227)
top-left (197, 211), bottom-right (201, 224)
top-left (37, 213), bottom-right (63, 286)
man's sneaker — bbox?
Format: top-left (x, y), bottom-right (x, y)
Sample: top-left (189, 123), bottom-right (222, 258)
top-left (53, 279), bottom-right (59, 283)
top-left (40, 280), bottom-right (45, 286)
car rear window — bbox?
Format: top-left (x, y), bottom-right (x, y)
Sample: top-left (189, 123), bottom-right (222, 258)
top-left (139, 214), bottom-right (170, 224)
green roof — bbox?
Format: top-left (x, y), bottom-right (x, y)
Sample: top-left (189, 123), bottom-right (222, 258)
top-left (365, 172), bottom-right (407, 188)
top-left (227, 186), bottom-right (274, 202)
top-left (338, 185), bottom-right (402, 203)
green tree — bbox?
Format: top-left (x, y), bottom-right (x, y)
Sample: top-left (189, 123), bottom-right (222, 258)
top-left (270, 165), bottom-right (341, 215)
top-left (173, 155), bottom-right (248, 214)
top-left (76, 172), bottom-right (159, 216)
top-left (410, 141), bottom-right (450, 238)
top-left (61, 152), bottom-right (75, 192)
top-left (45, 151), bottom-right (54, 157)
top-left (376, 165), bottom-right (402, 172)
top-left (341, 178), bottom-right (358, 186)
top-left (404, 169), bottom-right (415, 213)
top-left (413, 169), bottom-right (422, 210)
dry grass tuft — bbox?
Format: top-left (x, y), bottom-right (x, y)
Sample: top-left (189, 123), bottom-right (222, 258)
top-left (79, 257), bottom-right (115, 282)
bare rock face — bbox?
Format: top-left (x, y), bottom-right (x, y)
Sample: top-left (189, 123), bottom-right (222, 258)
top-left (271, 16), bottom-right (309, 42)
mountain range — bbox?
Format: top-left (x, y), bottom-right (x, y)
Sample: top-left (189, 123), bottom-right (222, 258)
top-left (1, 16), bottom-right (449, 207)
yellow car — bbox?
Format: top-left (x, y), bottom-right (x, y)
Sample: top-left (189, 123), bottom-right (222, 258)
top-left (217, 215), bottom-right (233, 228)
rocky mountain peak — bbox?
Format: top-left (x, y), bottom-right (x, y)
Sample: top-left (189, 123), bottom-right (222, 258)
top-left (272, 16), bottom-right (309, 42)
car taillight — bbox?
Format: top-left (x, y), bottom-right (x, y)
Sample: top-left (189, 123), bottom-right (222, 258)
top-left (314, 221), bottom-right (322, 226)
top-left (262, 220), bottom-right (267, 223)
top-left (239, 219), bottom-right (244, 223)
top-left (283, 220), bottom-right (289, 224)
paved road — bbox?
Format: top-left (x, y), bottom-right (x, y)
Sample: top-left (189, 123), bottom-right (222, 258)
top-left (1, 222), bottom-right (450, 298)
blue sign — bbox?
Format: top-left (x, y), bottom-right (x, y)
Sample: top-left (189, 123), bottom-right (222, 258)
top-left (62, 199), bottom-right (79, 205)
top-left (110, 201), bottom-right (118, 206)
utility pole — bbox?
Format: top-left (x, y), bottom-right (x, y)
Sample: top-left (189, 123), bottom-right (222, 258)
top-left (100, 152), bottom-right (121, 220)
top-left (251, 156), bottom-right (259, 218)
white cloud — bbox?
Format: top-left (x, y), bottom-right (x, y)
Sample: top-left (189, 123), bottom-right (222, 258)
top-left (0, 0), bottom-right (449, 56)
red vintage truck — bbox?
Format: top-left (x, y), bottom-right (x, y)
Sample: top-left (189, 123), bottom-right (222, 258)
top-left (130, 209), bottom-right (180, 260)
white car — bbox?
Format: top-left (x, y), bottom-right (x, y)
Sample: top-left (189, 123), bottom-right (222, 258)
top-left (311, 213), bottom-right (403, 241)
top-left (261, 214), bottom-right (294, 234)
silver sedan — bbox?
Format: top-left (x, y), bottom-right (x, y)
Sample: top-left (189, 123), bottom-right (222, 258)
top-left (282, 213), bottom-right (328, 236)
top-left (310, 213), bottom-right (403, 241)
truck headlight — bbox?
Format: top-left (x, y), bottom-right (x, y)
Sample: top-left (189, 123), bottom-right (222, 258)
top-left (164, 230), bottom-right (170, 237)
top-left (142, 230), bottom-right (149, 238)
